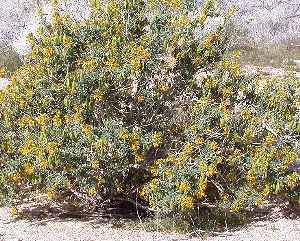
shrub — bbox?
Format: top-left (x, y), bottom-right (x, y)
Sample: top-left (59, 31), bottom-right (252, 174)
top-left (0, 0), bottom-right (299, 219)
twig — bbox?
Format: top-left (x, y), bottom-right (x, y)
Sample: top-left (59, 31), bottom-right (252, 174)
top-left (69, 188), bottom-right (97, 206)
top-left (135, 194), bottom-right (147, 233)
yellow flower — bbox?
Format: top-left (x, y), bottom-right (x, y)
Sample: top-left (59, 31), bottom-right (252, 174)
top-left (105, 57), bottom-right (118, 70)
top-left (177, 154), bottom-right (188, 162)
top-left (199, 14), bottom-right (208, 26)
top-left (11, 173), bottom-right (21, 183)
top-left (63, 35), bottom-right (73, 48)
top-left (194, 137), bottom-right (205, 145)
top-left (47, 189), bottom-right (55, 199)
top-left (47, 142), bottom-right (60, 155)
top-left (229, 62), bottom-right (240, 78)
top-left (30, 48), bottom-right (38, 60)
top-left (230, 195), bottom-right (247, 212)
top-left (74, 113), bottom-right (83, 123)
top-left (90, 0), bottom-right (103, 12)
top-left (10, 74), bottom-right (17, 83)
top-left (195, 176), bottom-right (207, 199)
top-left (91, 160), bottom-right (100, 169)
top-left (179, 181), bottom-right (191, 193)
top-left (195, 190), bottom-right (206, 200)
top-left (135, 153), bottom-right (144, 162)
top-left (207, 164), bottom-right (217, 177)
top-left (287, 172), bottom-right (300, 189)
top-left (26, 33), bottom-right (35, 45)
top-left (233, 50), bottom-right (241, 59)
top-left (52, 0), bottom-right (60, 7)
top-left (209, 141), bottom-right (219, 151)
top-left (21, 116), bottom-right (35, 128)
top-left (247, 171), bottom-right (257, 186)
top-left (52, 11), bottom-right (62, 26)
top-left (36, 113), bottom-right (49, 126)
top-left (130, 140), bottom-right (140, 151)
top-left (64, 114), bottom-right (73, 124)
top-left (228, 5), bottom-right (238, 17)
top-left (163, 0), bottom-right (182, 10)
top-left (177, 15), bottom-right (190, 28)
top-left (264, 132), bottom-right (276, 147)
top-left (223, 126), bottom-right (230, 136)
top-left (119, 128), bottom-right (129, 140)
top-left (10, 207), bottom-right (19, 216)
top-left (23, 163), bottom-right (34, 175)
top-left (83, 124), bottom-right (93, 135)
top-left (88, 187), bottom-right (97, 197)
top-left (232, 149), bottom-right (242, 158)
top-left (164, 168), bottom-right (173, 179)
top-left (199, 161), bottom-right (208, 171)
top-left (149, 200), bottom-right (157, 208)
top-left (26, 89), bottom-right (34, 97)
top-left (0, 66), bottom-right (7, 77)
top-left (149, 179), bottom-right (159, 191)
top-left (52, 114), bottom-right (62, 127)
top-left (19, 99), bottom-right (27, 109)
top-left (108, 1), bottom-right (120, 14)
top-left (93, 89), bottom-right (105, 102)
top-left (128, 44), bottom-right (150, 72)
top-left (137, 95), bottom-right (145, 103)
top-left (20, 140), bottom-right (35, 155)
top-left (3, 142), bottom-right (13, 153)
top-left (183, 143), bottom-right (193, 155)
top-left (43, 47), bottom-right (55, 61)
top-left (223, 87), bottom-right (233, 98)
top-left (230, 202), bottom-right (241, 212)
top-left (159, 83), bottom-right (170, 92)
top-left (39, 159), bottom-right (49, 169)
top-left (139, 186), bottom-right (149, 200)
top-left (261, 184), bottom-right (271, 198)
top-left (82, 58), bottom-right (97, 71)
top-left (180, 195), bottom-right (194, 210)
top-left (116, 186), bottom-right (124, 193)
top-left (150, 165), bottom-right (158, 177)
top-left (152, 132), bottom-right (163, 148)
top-left (203, 34), bottom-right (213, 48)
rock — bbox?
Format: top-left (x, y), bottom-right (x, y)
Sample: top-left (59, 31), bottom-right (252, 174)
top-left (0, 77), bottom-right (10, 90)
top-left (288, 161), bottom-right (300, 173)
top-left (294, 60), bottom-right (300, 70)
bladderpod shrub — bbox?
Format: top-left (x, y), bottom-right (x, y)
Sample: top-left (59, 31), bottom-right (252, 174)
top-left (0, 0), bottom-right (298, 219)
top-left (0, 0), bottom-right (228, 207)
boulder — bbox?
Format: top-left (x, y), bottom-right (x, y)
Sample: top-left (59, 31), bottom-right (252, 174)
top-left (288, 162), bottom-right (300, 173)
top-left (294, 60), bottom-right (300, 70)
top-left (0, 77), bottom-right (10, 90)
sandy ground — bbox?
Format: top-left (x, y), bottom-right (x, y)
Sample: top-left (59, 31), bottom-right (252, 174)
top-left (1, 206), bottom-right (300, 241)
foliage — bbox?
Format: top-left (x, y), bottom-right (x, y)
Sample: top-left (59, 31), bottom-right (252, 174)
top-left (0, 0), bottom-right (299, 219)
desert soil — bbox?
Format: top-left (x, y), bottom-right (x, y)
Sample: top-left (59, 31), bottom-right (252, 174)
top-left (1, 205), bottom-right (300, 241)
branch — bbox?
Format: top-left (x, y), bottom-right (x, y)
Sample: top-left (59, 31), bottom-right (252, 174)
top-left (110, 197), bottom-right (157, 213)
